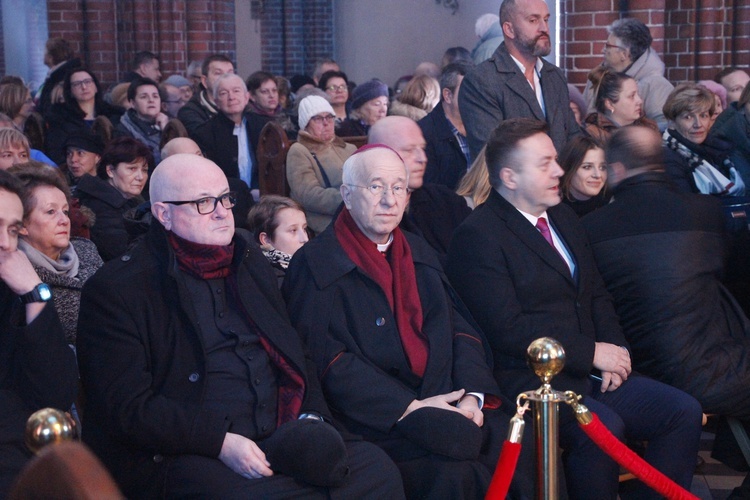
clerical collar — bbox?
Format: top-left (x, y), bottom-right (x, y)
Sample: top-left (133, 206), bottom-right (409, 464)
top-left (377, 233), bottom-right (394, 253)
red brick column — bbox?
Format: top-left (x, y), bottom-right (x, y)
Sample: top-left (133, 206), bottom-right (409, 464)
top-left (47, 0), bottom-right (235, 88)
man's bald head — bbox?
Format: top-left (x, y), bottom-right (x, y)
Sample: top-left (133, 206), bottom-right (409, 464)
top-left (150, 153), bottom-right (222, 202)
top-left (369, 116), bottom-right (426, 189)
top-left (605, 126), bottom-right (663, 187)
top-left (161, 137), bottom-right (203, 160)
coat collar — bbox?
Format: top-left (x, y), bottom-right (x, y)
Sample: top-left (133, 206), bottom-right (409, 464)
top-left (485, 189), bottom-right (577, 284)
top-left (489, 42), bottom-right (554, 121)
top-left (301, 221), bottom-right (443, 290)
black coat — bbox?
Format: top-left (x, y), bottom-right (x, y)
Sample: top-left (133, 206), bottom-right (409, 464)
top-left (177, 90), bottom-right (217, 136)
top-left (77, 223), bottom-right (330, 497)
top-left (0, 285), bottom-right (78, 496)
top-left (399, 184), bottom-right (471, 266)
top-left (36, 58), bottom-right (81, 116)
top-left (283, 225), bottom-right (502, 454)
top-left (446, 190), bottom-right (628, 398)
top-left (44, 101), bottom-right (123, 165)
top-left (76, 175), bottom-right (143, 261)
top-left (192, 112), bottom-right (261, 189)
top-left (418, 103), bottom-right (468, 189)
top-left (582, 172), bottom-right (750, 417)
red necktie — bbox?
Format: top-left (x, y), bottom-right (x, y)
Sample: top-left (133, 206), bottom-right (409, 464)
top-left (536, 217), bottom-right (555, 248)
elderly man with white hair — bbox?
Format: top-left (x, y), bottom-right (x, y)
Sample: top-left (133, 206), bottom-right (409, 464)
top-left (77, 154), bottom-right (404, 498)
top-left (283, 144), bottom-right (534, 498)
top-left (193, 73), bottom-right (261, 201)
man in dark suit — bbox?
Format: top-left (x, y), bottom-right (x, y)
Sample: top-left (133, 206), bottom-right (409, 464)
top-left (77, 154), bottom-right (403, 498)
top-left (418, 62), bottom-right (472, 189)
top-left (459, 0), bottom-right (580, 158)
top-left (446, 118), bottom-right (702, 499)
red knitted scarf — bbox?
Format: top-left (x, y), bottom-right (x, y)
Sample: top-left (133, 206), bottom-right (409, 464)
top-left (334, 208), bottom-right (428, 377)
top-left (167, 231), bottom-right (234, 279)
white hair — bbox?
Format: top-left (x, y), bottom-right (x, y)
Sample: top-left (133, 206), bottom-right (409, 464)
top-left (475, 13), bottom-right (500, 38)
top-left (212, 73), bottom-right (247, 101)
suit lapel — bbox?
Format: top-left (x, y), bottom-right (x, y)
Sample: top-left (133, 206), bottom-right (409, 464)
top-left (488, 191), bottom-right (575, 284)
top-left (496, 48), bottom-right (546, 121)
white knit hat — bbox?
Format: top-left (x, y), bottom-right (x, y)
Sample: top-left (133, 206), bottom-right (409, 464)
top-left (298, 95), bottom-right (335, 130)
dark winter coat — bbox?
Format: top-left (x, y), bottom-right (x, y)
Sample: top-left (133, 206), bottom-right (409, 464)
top-left (582, 172), bottom-right (750, 417)
top-left (76, 223), bottom-right (330, 497)
top-left (76, 174), bottom-right (144, 261)
top-left (418, 103), bottom-right (469, 189)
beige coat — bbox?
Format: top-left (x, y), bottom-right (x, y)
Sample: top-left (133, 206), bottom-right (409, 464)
top-left (286, 131), bottom-right (356, 234)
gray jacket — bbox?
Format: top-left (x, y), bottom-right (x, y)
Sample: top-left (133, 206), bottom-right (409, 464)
top-left (459, 42), bottom-right (581, 158)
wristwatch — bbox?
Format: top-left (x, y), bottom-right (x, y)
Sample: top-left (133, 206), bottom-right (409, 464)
top-left (19, 283), bottom-right (52, 304)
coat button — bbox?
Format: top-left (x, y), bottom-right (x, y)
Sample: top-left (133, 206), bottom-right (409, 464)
top-left (376, 317), bottom-right (385, 326)
top-left (188, 372), bottom-right (200, 382)
top-left (153, 454), bottom-right (163, 463)
top-left (120, 255), bottom-right (131, 262)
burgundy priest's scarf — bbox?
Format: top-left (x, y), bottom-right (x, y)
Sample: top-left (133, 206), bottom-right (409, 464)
top-left (168, 231), bottom-right (305, 425)
top-left (334, 208), bottom-right (429, 377)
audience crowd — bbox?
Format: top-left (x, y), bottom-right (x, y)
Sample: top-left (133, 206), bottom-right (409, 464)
top-left (1, 0), bottom-right (750, 497)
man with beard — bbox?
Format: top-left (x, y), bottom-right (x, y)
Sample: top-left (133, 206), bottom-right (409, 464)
top-left (459, 0), bottom-right (580, 157)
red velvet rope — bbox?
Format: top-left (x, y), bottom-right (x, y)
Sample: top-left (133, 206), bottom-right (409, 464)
top-left (580, 412), bottom-right (699, 500)
top-left (485, 441), bottom-right (521, 500)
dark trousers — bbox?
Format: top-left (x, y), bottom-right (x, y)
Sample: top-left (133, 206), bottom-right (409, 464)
top-left (163, 440), bottom-right (404, 499)
top-left (558, 375), bottom-right (703, 500)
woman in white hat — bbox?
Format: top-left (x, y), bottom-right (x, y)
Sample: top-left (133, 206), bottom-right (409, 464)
top-left (286, 95), bottom-right (357, 234)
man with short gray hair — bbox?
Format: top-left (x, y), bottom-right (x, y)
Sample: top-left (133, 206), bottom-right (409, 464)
top-left (193, 73), bottom-right (259, 199)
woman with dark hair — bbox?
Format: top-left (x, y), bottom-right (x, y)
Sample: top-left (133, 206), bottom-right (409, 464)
top-left (319, 70), bottom-right (350, 127)
top-left (584, 69), bottom-right (657, 144)
top-left (559, 135), bottom-right (610, 217)
top-left (247, 195), bottom-right (309, 285)
top-left (9, 161), bottom-right (103, 345)
top-left (114, 77), bottom-right (167, 164)
top-left (44, 68), bottom-right (123, 164)
top-left (76, 136), bottom-right (153, 260)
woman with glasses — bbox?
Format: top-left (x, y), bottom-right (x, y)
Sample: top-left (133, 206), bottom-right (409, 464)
top-left (286, 95), bottom-right (356, 235)
top-left (318, 70), bottom-right (350, 129)
top-left (76, 137), bottom-right (153, 260)
top-left (44, 68), bottom-right (123, 165)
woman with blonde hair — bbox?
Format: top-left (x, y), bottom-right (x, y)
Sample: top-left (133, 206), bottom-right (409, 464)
top-left (456, 146), bottom-right (491, 209)
top-left (389, 74), bottom-right (441, 122)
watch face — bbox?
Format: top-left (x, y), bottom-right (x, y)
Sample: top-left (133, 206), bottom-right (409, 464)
top-left (38, 284), bottom-right (52, 301)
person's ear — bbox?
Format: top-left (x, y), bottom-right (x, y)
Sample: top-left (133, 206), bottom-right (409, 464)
top-left (442, 87), bottom-right (453, 104)
top-left (502, 21), bottom-right (515, 39)
top-left (151, 202), bottom-right (172, 230)
top-left (105, 164), bottom-right (115, 179)
top-left (258, 231), bottom-right (272, 247)
top-left (500, 166), bottom-right (517, 189)
top-left (18, 225), bottom-right (29, 236)
top-left (340, 184), bottom-right (353, 209)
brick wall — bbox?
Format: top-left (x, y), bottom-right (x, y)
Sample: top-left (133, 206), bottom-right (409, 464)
top-left (46, 0), bottom-right (236, 88)
top-left (254, 0), bottom-right (334, 77)
top-left (561, 0), bottom-right (749, 90)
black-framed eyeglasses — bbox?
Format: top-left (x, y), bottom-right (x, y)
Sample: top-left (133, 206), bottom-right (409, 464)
top-left (163, 192), bottom-right (237, 214)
